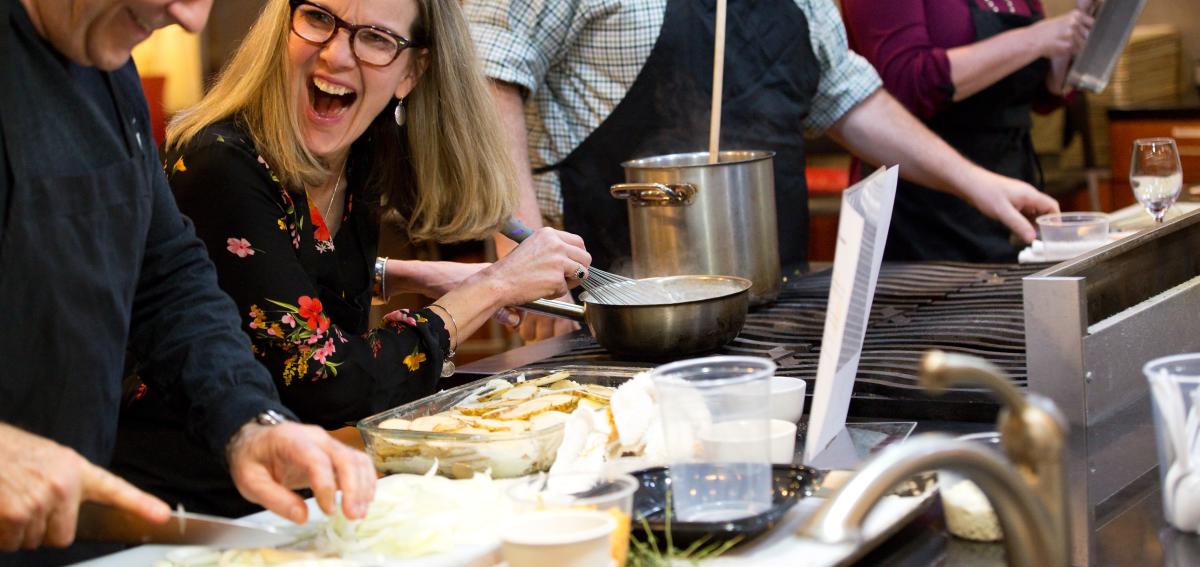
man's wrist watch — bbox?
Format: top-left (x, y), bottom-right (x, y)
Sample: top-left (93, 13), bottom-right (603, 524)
top-left (255, 409), bottom-right (289, 427)
top-left (227, 409), bottom-right (290, 461)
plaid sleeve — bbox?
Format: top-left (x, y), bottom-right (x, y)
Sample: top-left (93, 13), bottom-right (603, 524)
top-left (797, 0), bottom-right (883, 135)
top-left (462, 1), bottom-right (580, 97)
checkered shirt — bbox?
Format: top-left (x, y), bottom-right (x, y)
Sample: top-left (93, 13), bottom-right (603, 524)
top-left (463, 0), bottom-right (883, 224)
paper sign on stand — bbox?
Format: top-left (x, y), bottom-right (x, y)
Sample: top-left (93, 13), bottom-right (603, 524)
top-left (802, 166), bottom-right (898, 467)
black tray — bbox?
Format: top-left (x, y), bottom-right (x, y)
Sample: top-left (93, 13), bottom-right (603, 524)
top-left (630, 464), bottom-right (821, 548)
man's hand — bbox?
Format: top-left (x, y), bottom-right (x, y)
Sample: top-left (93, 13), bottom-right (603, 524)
top-left (227, 421), bottom-right (375, 524)
top-left (963, 170), bottom-right (1061, 243)
top-left (831, 91), bottom-right (1060, 244)
top-left (0, 423), bottom-right (170, 550)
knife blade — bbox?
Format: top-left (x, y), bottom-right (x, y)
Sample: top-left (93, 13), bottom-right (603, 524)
top-left (75, 502), bottom-right (295, 548)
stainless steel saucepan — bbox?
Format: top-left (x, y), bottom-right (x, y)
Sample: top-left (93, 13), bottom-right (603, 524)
top-left (521, 275), bottom-right (752, 360)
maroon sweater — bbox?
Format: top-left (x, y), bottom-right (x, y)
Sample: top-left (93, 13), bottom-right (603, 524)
top-left (841, 0), bottom-right (1064, 121)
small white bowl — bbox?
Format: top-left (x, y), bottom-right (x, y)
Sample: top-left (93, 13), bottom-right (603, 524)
top-left (769, 377), bottom-right (807, 423)
top-left (699, 418), bottom-right (797, 464)
top-left (501, 509), bottom-right (616, 567)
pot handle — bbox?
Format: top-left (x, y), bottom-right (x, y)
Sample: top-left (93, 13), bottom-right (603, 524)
top-left (519, 299), bottom-right (586, 322)
top-left (610, 183), bottom-right (697, 206)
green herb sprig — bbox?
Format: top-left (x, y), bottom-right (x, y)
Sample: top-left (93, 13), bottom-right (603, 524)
top-left (627, 491), bottom-right (742, 567)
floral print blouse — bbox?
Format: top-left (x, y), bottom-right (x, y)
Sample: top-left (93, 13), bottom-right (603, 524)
top-left (147, 120), bottom-right (448, 428)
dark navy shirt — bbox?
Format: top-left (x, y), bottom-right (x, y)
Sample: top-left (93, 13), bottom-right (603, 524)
top-left (0, 0), bottom-right (291, 501)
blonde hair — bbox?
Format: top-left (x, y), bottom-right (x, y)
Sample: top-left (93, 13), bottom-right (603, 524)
top-left (167, 0), bottom-right (517, 242)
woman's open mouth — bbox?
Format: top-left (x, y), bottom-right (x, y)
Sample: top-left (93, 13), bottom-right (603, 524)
top-left (309, 76), bottom-right (358, 121)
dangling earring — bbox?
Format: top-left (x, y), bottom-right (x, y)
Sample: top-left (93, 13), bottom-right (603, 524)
top-left (393, 98), bottom-right (406, 127)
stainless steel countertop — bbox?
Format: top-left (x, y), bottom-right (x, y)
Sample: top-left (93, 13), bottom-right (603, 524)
top-left (460, 348), bottom-right (1190, 567)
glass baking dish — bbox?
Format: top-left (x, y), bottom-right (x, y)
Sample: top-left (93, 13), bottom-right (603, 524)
top-left (357, 365), bottom-right (645, 479)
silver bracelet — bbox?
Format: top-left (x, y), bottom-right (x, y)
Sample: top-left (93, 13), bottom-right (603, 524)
top-left (372, 257), bottom-right (389, 304)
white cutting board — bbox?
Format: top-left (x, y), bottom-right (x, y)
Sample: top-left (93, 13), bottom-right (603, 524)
top-left (72, 497), bottom-right (500, 567)
top-left (77, 490), bottom-right (933, 567)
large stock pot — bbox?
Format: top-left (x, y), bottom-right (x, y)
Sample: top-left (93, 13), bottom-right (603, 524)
top-left (611, 151), bottom-right (780, 305)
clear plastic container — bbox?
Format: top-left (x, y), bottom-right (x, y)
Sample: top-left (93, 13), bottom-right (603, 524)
top-left (357, 366), bottom-right (641, 479)
top-left (1036, 212), bottom-right (1109, 257)
top-left (939, 432), bottom-right (1004, 542)
top-left (651, 356), bottom-right (774, 522)
top-left (1145, 354), bottom-right (1200, 533)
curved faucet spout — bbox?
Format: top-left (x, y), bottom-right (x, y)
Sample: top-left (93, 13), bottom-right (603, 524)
top-left (798, 435), bottom-right (1065, 567)
top-left (921, 350), bottom-right (1028, 412)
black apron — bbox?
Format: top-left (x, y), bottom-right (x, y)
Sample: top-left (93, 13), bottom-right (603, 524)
top-left (0, 0), bottom-right (157, 563)
top-left (542, 0), bottom-right (820, 272)
top-left (883, 0), bottom-right (1049, 262)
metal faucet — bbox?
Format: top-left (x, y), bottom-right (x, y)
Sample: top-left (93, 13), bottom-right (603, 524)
top-left (798, 350), bottom-right (1071, 567)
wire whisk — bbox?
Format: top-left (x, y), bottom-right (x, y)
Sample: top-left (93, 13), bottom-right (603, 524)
top-left (577, 266), bottom-right (656, 305)
top-left (500, 218), bottom-right (665, 305)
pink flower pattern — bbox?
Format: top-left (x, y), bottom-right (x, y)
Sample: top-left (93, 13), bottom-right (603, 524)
top-left (165, 134), bottom-right (449, 391)
top-left (226, 237), bottom-right (256, 258)
top-left (313, 339), bottom-right (336, 364)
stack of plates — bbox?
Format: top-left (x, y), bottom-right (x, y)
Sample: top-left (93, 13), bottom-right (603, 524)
top-left (1109, 24), bottom-right (1181, 105)
top-left (1086, 25), bottom-right (1182, 167)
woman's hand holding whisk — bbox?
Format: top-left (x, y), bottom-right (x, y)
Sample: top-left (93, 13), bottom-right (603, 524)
top-left (425, 227), bottom-right (591, 352)
top-left (477, 227), bottom-right (592, 304)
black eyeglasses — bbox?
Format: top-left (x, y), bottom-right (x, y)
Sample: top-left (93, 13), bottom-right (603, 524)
top-left (288, 0), bottom-right (417, 66)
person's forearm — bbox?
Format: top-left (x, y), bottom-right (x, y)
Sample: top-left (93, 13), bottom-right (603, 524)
top-left (489, 80), bottom-right (543, 258)
top-left (384, 259), bottom-right (485, 299)
top-left (829, 90), bottom-right (980, 197)
top-left (1045, 54), bottom-right (1072, 96)
top-left (946, 26), bottom-right (1043, 102)
top-left (429, 275), bottom-right (511, 351)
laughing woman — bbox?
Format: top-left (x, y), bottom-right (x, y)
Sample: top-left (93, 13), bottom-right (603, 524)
top-left (113, 0), bottom-right (590, 515)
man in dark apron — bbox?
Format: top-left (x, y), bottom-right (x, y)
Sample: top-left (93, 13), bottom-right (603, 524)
top-left (884, 1), bottom-right (1055, 261)
top-left (470, 0), bottom-right (1059, 338)
top-left (0, 0), bottom-right (373, 561)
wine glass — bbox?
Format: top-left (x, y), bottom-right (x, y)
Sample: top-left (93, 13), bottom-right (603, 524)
top-left (1130, 138), bottom-right (1184, 224)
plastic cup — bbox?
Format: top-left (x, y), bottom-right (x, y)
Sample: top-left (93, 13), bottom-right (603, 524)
top-left (508, 472), bottom-right (638, 566)
top-left (501, 509), bottom-right (615, 567)
top-left (1035, 212), bottom-right (1109, 257)
top-left (1145, 354), bottom-right (1200, 533)
top-left (650, 356), bottom-right (774, 522)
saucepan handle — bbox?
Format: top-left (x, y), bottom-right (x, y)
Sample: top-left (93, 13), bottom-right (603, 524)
top-left (609, 183), bottom-right (697, 205)
top-left (519, 299), bottom-right (586, 321)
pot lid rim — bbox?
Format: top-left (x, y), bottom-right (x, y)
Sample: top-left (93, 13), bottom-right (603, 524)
top-left (620, 150), bottom-right (776, 170)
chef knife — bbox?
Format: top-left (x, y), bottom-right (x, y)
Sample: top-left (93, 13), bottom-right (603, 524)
top-left (75, 502), bottom-right (296, 548)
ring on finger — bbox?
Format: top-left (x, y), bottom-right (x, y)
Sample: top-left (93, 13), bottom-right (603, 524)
top-left (573, 264), bottom-right (587, 280)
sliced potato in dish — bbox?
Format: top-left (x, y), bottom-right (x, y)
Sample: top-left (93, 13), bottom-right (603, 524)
top-left (379, 418), bottom-right (412, 430)
top-left (409, 415), bottom-right (464, 433)
top-left (530, 410), bottom-right (573, 431)
top-left (495, 394), bottom-right (579, 421)
top-left (500, 384), bottom-right (539, 401)
top-left (524, 370), bottom-right (573, 388)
